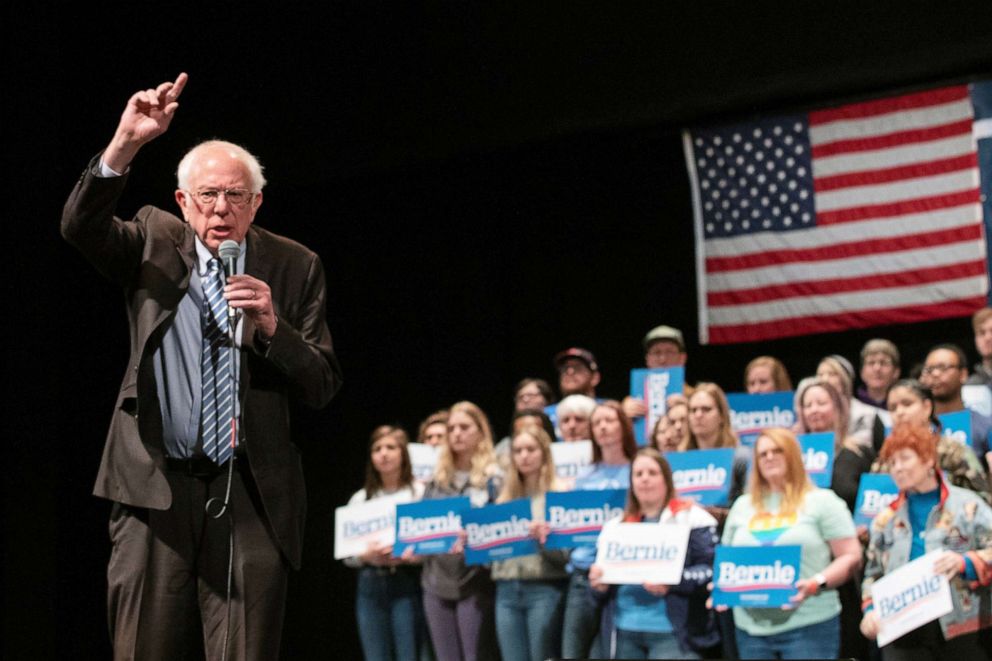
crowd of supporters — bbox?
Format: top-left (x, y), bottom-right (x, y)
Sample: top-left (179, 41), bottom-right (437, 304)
top-left (342, 310), bottom-right (992, 661)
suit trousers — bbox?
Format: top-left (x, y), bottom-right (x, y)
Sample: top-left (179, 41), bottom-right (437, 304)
top-left (107, 459), bottom-right (289, 661)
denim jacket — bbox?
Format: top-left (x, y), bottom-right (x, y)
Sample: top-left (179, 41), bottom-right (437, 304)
top-left (862, 472), bottom-right (992, 640)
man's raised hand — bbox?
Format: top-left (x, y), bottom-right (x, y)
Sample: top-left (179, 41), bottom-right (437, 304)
top-left (103, 73), bottom-right (188, 173)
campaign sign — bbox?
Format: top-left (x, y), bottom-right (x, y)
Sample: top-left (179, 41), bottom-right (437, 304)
top-left (853, 473), bottom-right (899, 527)
top-left (543, 488), bottom-right (627, 549)
top-left (667, 448), bottom-right (735, 506)
top-left (393, 497), bottom-right (469, 556)
top-left (462, 498), bottom-right (537, 566)
top-left (938, 410), bottom-right (972, 448)
top-left (334, 498), bottom-right (396, 560)
top-left (962, 384), bottom-right (992, 418)
top-left (407, 442), bottom-right (440, 483)
top-left (629, 366), bottom-right (685, 445)
top-left (712, 545), bottom-right (800, 607)
top-left (551, 440), bottom-right (594, 481)
top-left (872, 550), bottom-right (954, 647)
top-left (798, 432), bottom-right (835, 488)
top-left (596, 522), bottom-right (690, 584)
top-left (726, 391), bottom-right (796, 446)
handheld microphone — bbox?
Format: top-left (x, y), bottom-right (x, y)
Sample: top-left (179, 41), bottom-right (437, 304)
top-left (218, 240), bottom-right (241, 328)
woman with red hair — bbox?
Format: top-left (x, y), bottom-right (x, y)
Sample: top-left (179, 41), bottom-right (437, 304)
top-left (860, 424), bottom-right (992, 659)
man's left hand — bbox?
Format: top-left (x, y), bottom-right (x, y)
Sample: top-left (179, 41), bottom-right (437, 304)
top-left (225, 274), bottom-right (277, 339)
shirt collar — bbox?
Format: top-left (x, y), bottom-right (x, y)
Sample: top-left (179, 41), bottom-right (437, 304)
top-left (194, 237), bottom-right (246, 276)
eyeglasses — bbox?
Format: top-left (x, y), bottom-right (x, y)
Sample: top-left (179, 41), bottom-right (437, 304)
top-left (922, 363), bottom-right (960, 376)
top-left (515, 391), bottom-right (543, 403)
top-left (187, 188), bottom-right (254, 207)
top-left (757, 447), bottom-right (784, 460)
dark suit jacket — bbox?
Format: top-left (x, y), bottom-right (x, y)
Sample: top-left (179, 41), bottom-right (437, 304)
top-left (61, 157), bottom-right (343, 569)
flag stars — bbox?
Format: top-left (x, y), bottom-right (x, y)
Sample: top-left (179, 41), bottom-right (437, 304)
top-left (733, 133), bottom-right (742, 142)
top-left (773, 126), bottom-right (783, 136)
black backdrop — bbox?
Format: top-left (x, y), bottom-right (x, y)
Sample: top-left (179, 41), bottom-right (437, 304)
top-left (7, 2), bottom-right (992, 658)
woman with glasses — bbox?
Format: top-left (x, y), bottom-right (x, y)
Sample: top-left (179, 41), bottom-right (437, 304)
top-left (560, 401), bottom-right (639, 660)
top-left (345, 425), bottom-right (432, 661)
top-left (681, 383), bottom-right (752, 516)
top-left (722, 428), bottom-right (861, 660)
top-left (859, 424), bottom-right (992, 659)
top-left (589, 448), bottom-right (720, 659)
top-left (419, 401), bottom-right (503, 661)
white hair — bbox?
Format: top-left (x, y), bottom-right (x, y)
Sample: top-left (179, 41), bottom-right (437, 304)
top-left (176, 140), bottom-right (267, 192)
top-left (556, 394), bottom-right (597, 419)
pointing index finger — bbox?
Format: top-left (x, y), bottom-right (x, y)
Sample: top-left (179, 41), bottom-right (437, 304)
top-left (167, 72), bottom-right (189, 101)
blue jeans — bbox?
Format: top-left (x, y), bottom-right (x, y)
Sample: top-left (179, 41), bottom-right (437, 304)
top-left (735, 614), bottom-right (840, 660)
top-left (616, 629), bottom-right (699, 660)
top-left (561, 571), bottom-right (605, 659)
top-left (356, 567), bottom-right (429, 661)
top-left (495, 579), bottom-right (567, 661)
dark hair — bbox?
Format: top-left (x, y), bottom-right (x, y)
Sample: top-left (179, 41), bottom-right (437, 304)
top-left (363, 425), bottom-right (414, 498)
top-left (625, 448), bottom-right (675, 518)
top-left (927, 343), bottom-right (969, 371)
top-left (886, 379), bottom-right (941, 431)
top-left (590, 400), bottom-right (639, 463)
top-left (513, 378), bottom-right (557, 405)
top-left (511, 408), bottom-right (557, 443)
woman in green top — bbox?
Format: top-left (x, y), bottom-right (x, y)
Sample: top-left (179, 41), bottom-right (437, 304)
top-left (721, 428), bottom-right (862, 660)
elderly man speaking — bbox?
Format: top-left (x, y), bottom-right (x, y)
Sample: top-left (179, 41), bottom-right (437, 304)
top-left (61, 73), bottom-right (343, 660)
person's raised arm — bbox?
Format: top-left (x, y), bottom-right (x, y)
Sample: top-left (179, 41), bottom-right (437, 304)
top-left (102, 72), bottom-right (188, 173)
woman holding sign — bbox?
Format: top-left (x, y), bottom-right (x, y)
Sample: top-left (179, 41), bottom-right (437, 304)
top-left (589, 448), bottom-right (720, 659)
top-left (860, 424), bottom-right (992, 659)
top-left (420, 401), bottom-right (503, 661)
top-left (491, 425), bottom-right (569, 661)
top-left (561, 401), bottom-right (638, 660)
top-left (682, 383), bottom-right (752, 513)
top-left (345, 426), bottom-right (431, 661)
top-left (722, 428), bottom-right (861, 660)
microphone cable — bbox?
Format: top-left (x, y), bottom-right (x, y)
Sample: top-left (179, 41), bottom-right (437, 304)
top-left (204, 306), bottom-right (241, 661)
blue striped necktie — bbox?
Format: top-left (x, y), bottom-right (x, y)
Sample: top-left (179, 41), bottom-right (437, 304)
top-left (200, 258), bottom-right (235, 465)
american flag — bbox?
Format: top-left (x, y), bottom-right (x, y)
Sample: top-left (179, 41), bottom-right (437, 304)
top-left (684, 84), bottom-right (988, 345)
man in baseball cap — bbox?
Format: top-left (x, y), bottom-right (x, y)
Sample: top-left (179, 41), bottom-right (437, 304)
top-left (554, 347), bottom-right (601, 398)
top-left (623, 325), bottom-right (690, 419)
top-left (642, 325), bottom-right (687, 368)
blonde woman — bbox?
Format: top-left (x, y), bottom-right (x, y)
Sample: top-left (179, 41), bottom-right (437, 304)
top-left (682, 383), bottom-right (752, 513)
top-left (722, 428), bottom-right (861, 659)
top-left (491, 425), bottom-right (569, 661)
top-left (420, 401), bottom-right (502, 661)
